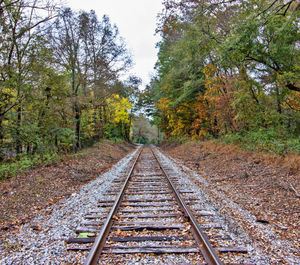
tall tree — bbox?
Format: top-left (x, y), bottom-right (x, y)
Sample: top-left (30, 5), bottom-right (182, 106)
top-left (0, 0), bottom-right (56, 157)
top-left (49, 8), bottom-right (132, 151)
top-left (146, 0), bottom-right (300, 142)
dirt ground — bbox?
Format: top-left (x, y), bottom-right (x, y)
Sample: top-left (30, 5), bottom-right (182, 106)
top-left (0, 141), bottom-right (136, 237)
top-left (160, 141), bottom-right (300, 246)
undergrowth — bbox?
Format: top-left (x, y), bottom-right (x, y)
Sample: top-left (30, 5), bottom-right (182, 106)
top-left (0, 139), bottom-right (129, 181)
top-left (167, 136), bottom-right (191, 144)
top-left (222, 128), bottom-right (300, 155)
top-left (0, 153), bottom-right (61, 181)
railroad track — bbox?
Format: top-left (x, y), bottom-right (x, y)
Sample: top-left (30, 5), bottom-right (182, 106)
top-left (67, 147), bottom-right (250, 264)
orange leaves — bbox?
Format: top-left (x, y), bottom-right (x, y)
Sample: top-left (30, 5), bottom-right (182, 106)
top-left (190, 65), bottom-right (240, 138)
top-left (155, 65), bottom-right (240, 139)
top-left (155, 97), bottom-right (171, 109)
top-left (155, 97), bottom-right (196, 138)
top-left (283, 92), bottom-right (300, 112)
top-left (203, 64), bottom-right (217, 79)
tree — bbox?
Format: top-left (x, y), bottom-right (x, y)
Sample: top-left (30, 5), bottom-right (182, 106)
top-left (147, 0), bottom-right (300, 145)
top-left (0, 0), bottom-right (57, 157)
top-left (0, 4), bottom-right (134, 161)
top-left (105, 94), bottom-right (132, 141)
top-left (48, 9), bottom-right (133, 151)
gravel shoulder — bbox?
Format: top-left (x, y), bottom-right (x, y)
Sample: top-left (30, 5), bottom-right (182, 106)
top-left (159, 141), bottom-right (300, 264)
top-left (0, 146), bottom-right (139, 264)
top-left (0, 141), bottom-right (136, 237)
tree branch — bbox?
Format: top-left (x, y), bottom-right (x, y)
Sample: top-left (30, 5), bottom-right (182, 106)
top-left (289, 182), bottom-right (300, 198)
top-left (0, 101), bottom-right (20, 117)
top-left (286, 83), bottom-right (300, 93)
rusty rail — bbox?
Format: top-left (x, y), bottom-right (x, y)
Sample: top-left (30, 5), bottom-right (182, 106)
top-left (84, 146), bottom-right (223, 265)
top-left (84, 148), bottom-right (143, 265)
top-left (151, 148), bottom-right (224, 265)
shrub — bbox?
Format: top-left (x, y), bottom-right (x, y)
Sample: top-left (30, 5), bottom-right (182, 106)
top-left (221, 128), bottom-right (300, 155)
top-left (0, 152), bottom-right (61, 181)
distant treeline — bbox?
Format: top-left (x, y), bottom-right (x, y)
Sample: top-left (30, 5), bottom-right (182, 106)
top-left (140, 0), bottom-right (300, 154)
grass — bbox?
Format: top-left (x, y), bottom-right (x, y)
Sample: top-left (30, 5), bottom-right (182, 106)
top-left (0, 153), bottom-right (61, 181)
top-left (221, 128), bottom-right (300, 155)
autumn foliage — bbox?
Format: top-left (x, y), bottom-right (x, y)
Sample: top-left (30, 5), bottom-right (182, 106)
top-left (143, 0), bottom-right (300, 154)
top-left (0, 2), bottom-right (136, 162)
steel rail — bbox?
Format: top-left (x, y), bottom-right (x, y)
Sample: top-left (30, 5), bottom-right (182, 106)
top-left (151, 148), bottom-right (224, 265)
top-left (84, 148), bottom-right (143, 265)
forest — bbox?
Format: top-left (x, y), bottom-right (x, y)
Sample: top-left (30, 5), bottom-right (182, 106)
top-left (140, 0), bottom-right (299, 154)
top-left (0, 2), bottom-right (299, 263)
top-left (0, 0), bottom-right (299, 179)
top-left (0, 0), bottom-right (141, 177)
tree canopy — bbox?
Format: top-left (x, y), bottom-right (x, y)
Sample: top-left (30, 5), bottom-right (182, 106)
top-left (0, 1), bottom-right (138, 161)
top-left (140, 0), bottom-right (299, 154)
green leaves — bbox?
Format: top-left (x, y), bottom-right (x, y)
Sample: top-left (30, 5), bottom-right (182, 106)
top-left (77, 232), bottom-right (95, 238)
top-left (147, 0), bottom-right (300, 151)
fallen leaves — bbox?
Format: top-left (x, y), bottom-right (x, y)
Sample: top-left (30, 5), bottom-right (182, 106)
top-left (30, 225), bottom-right (42, 232)
top-left (0, 142), bottom-right (135, 239)
top-left (160, 141), bottom-right (300, 263)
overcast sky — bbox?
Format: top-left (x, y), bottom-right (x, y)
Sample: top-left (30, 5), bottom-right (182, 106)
top-left (66, 0), bottom-right (163, 87)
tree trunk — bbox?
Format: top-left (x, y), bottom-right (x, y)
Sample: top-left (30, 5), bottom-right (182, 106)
top-left (0, 119), bottom-right (4, 161)
top-left (16, 105), bottom-right (22, 154)
top-left (275, 85), bottom-right (282, 114)
top-left (71, 67), bottom-right (77, 153)
top-left (93, 105), bottom-right (98, 141)
top-left (103, 105), bottom-right (107, 124)
top-left (123, 122), bottom-right (129, 142)
top-left (75, 103), bottom-right (81, 150)
top-left (98, 105), bottom-right (103, 139)
top-left (55, 135), bottom-right (58, 148)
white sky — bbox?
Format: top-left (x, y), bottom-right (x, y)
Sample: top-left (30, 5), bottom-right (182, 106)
top-left (66, 0), bottom-right (163, 87)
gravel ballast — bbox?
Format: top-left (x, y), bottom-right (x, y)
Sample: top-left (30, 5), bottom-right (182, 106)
top-left (1, 145), bottom-right (296, 264)
top-left (0, 148), bottom-right (139, 264)
top-left (155, 146), bottom-right (300, 265)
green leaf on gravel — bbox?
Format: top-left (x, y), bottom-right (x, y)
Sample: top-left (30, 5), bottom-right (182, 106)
top-left (77, 232), bottom-right (95, 238)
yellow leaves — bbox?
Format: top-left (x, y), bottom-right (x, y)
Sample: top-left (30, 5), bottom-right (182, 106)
top-left (205, 79), bottom-right (213, 88)
top-left (161, 84), bottom-right (171, 93)
top-left (156, 96), bottom-right (198, 138)
top-left (88, 108), bottom-right (95, 118)
top-left (1, 87), bottom-right (17, 98)
top-left (277, 67), bottom-right (300, 89)
top-left (81, 107), bottom-right (97, 138)
top-left (106, 94), bottom-right (132, 124)
top-left (203, 64), bottom-right (217, 78)
top-left (27, 104), bottom-right (33, 111)
top-left (0, 87), bottom-right (17, 109)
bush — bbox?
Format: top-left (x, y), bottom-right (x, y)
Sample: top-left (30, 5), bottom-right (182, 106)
top-left (0, 163), bottom-right (18, 180)
top-left (168, 136), bottom-right (190, 144)
top-left (112, 137), bottom-right (125, 144)
top-left (0, 152), bottom-right (61, 181)
top-left (222, 128), bottom-right (300, 155)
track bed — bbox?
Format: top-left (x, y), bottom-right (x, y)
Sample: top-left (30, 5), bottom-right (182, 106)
top-left (67, 147), bottom-right (251, 264)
